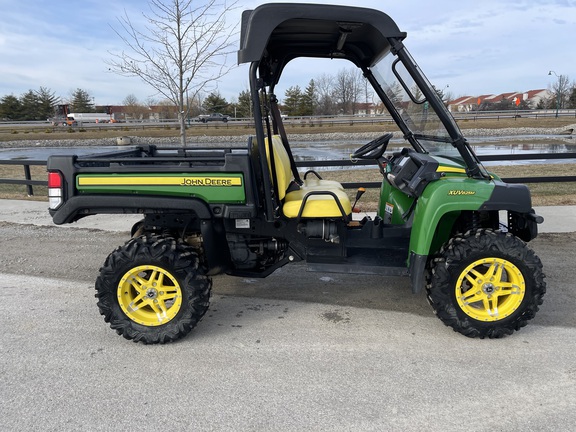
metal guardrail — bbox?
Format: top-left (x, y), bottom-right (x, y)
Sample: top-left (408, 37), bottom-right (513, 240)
top-left (1, 109), bottom-right (575, 133)
top-left (1, 152), bottom-right (576, 197)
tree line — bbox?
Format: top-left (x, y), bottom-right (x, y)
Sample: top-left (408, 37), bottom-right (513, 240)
top-left (194, 70), bottom-right (576, 117)
top-left (0, 66), bottom-right (371, 122)
top-left (0, 88), bottom-right (97, 121)
top-left (202, 68), bottom-right (377, 118)
top-left (2, 73), bottom-right (576, 122)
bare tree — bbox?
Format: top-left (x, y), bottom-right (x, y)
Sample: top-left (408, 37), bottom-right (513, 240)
top-left (333, 68), bottom-right (365, 115)
top-left (122, 94), bottom-right (149, 121)
top-left (549, 73), bottom-right (571, 110)
top-left (107, 0), bottom-right (237, 146)
top-left (350, 69), bottom-right (366, 115)
top-left (314, 73), bottom-right (336, 115)
top-left (333, 69), bottom-right (353, 114)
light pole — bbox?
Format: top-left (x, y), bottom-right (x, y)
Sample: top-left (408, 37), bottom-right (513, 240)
top-left (548, 70), bottom-right (561, 118)
top-left (441, 84), bottom-right (450, 105)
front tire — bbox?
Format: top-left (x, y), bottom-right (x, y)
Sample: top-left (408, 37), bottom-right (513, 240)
top-left (95, 235), bottom-right (212, 344)
top-left (426, 229), bottom-right (546, 338)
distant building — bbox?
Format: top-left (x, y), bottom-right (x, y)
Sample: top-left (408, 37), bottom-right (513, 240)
top-left (447, 89), bottom-right (552, 112)
top-left (354, 102), bottom-right (376, 116)
top-left (95, 104), bottom-right (180, 122)
top-left (522, 89), bottom-right (551, 107)
top-left (447, 96), bottom-right (478, 112)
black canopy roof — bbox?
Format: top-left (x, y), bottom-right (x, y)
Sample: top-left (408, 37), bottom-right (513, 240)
top-left (238, 3), bottom-right (406, 86)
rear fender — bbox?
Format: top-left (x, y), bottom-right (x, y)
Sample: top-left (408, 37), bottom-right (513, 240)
top-left (50, 195), bottom-right (212, 225)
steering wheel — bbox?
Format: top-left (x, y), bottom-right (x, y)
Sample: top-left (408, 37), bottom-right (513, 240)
top-left (351, 133), bottom-right (393, 160)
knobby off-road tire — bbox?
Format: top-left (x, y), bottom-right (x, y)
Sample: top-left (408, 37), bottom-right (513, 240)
top-left (426, 229), bottom-right (546, 338)
top-left (95, 234), bottom-right (212, 344)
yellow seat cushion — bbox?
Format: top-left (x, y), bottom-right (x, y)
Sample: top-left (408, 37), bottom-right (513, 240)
top-left (264, 134), bottom-right (350, 218)
top-left (283, 188), bottom-right (351, 218)
top-left (302, 177), bottom-right (344, 190)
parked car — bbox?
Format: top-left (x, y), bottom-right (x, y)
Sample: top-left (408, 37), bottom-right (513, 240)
top-left (198, 113), bottom-right (230, 123)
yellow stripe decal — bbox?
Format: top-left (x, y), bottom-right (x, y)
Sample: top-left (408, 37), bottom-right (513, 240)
top-left (78, 176), bottom-right (242, 186)
top-left (437, 166), bottom-right (466, 174)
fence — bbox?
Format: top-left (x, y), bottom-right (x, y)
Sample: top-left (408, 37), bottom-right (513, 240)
top-left (1, 152), bottom-right (576, 197)
top-left (1, 109), bottom-right (575, 134)
top-left (0, 159), bottom-right (48, 196)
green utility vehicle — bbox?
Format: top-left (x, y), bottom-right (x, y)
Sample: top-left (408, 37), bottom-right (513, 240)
top-left (47, 3), bottom-right (546, 343)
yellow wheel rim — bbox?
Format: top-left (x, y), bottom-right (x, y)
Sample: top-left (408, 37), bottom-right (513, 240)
top-left (455, 258), bottom-right (525, 322)
top-left (117, 265), bottom-right (182, 326)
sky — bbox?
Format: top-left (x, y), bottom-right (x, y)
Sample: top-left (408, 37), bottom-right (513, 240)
top-left (0, 0), bottom-right (575, 107)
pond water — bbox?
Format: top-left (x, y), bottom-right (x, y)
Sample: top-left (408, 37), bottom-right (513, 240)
top-left (290, 135), bottom-right (576, 167)
top-left (0, 146), bottom-right (130, 161)
top-left (0, 135), bottom-right (574, 168)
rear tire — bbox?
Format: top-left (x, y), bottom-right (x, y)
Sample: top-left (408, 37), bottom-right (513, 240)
top-left (426, 229), bottom-right (546, 338)
top-left (95, 234), bottom-right (212, 344)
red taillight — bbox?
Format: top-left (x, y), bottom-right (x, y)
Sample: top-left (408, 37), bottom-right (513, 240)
top-left (48, 171), bottom-right (63, 209)
top-left (48, 171), bottom-right (62, 188)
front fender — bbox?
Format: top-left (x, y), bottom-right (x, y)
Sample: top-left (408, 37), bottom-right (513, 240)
top-left (409, 177), bottom-right (494, 256)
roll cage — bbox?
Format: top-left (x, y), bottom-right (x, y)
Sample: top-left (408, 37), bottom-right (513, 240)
top-left (238, 3), bottom-right (490, 220)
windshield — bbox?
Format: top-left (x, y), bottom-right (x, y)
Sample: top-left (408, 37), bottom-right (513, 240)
top-left (371, 50), bottom-right (461, 158)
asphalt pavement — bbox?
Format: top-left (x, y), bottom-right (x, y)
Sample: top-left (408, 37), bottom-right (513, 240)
top-left (1, 199), bottom-right (576, 431)
top-left (2, 272), bottom-right (576, 431)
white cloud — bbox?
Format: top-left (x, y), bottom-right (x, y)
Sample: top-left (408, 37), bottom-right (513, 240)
top-left (0, 0), bottom-right (574, 105)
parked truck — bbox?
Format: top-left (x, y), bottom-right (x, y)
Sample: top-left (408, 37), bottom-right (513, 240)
top-left (52, 112), bottom-right (114, 126)
top-left (197, 113), bottom-right (230, 123)
top-left (47, 3), bottom-right (545, 344)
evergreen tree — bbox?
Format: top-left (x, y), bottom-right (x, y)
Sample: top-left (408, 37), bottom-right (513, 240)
top-left (301, 80), bottom-right (316, 116)
top-left (202, 92), bottom-right (229, 113)
top-left (0, 95), bottom-right (22, 120)
top-left (19, 90), bottom-right (41, 120)
top-left (535, 98), bottom-right (549, 110)
top-left (234, 90), bottom-right (252, 118)
top-left (70, 88), bottom-right (94, 112)
top-left (283, 86), bottom-right (303, 116)
top-left (36, 87), bottom-right (59, 120)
